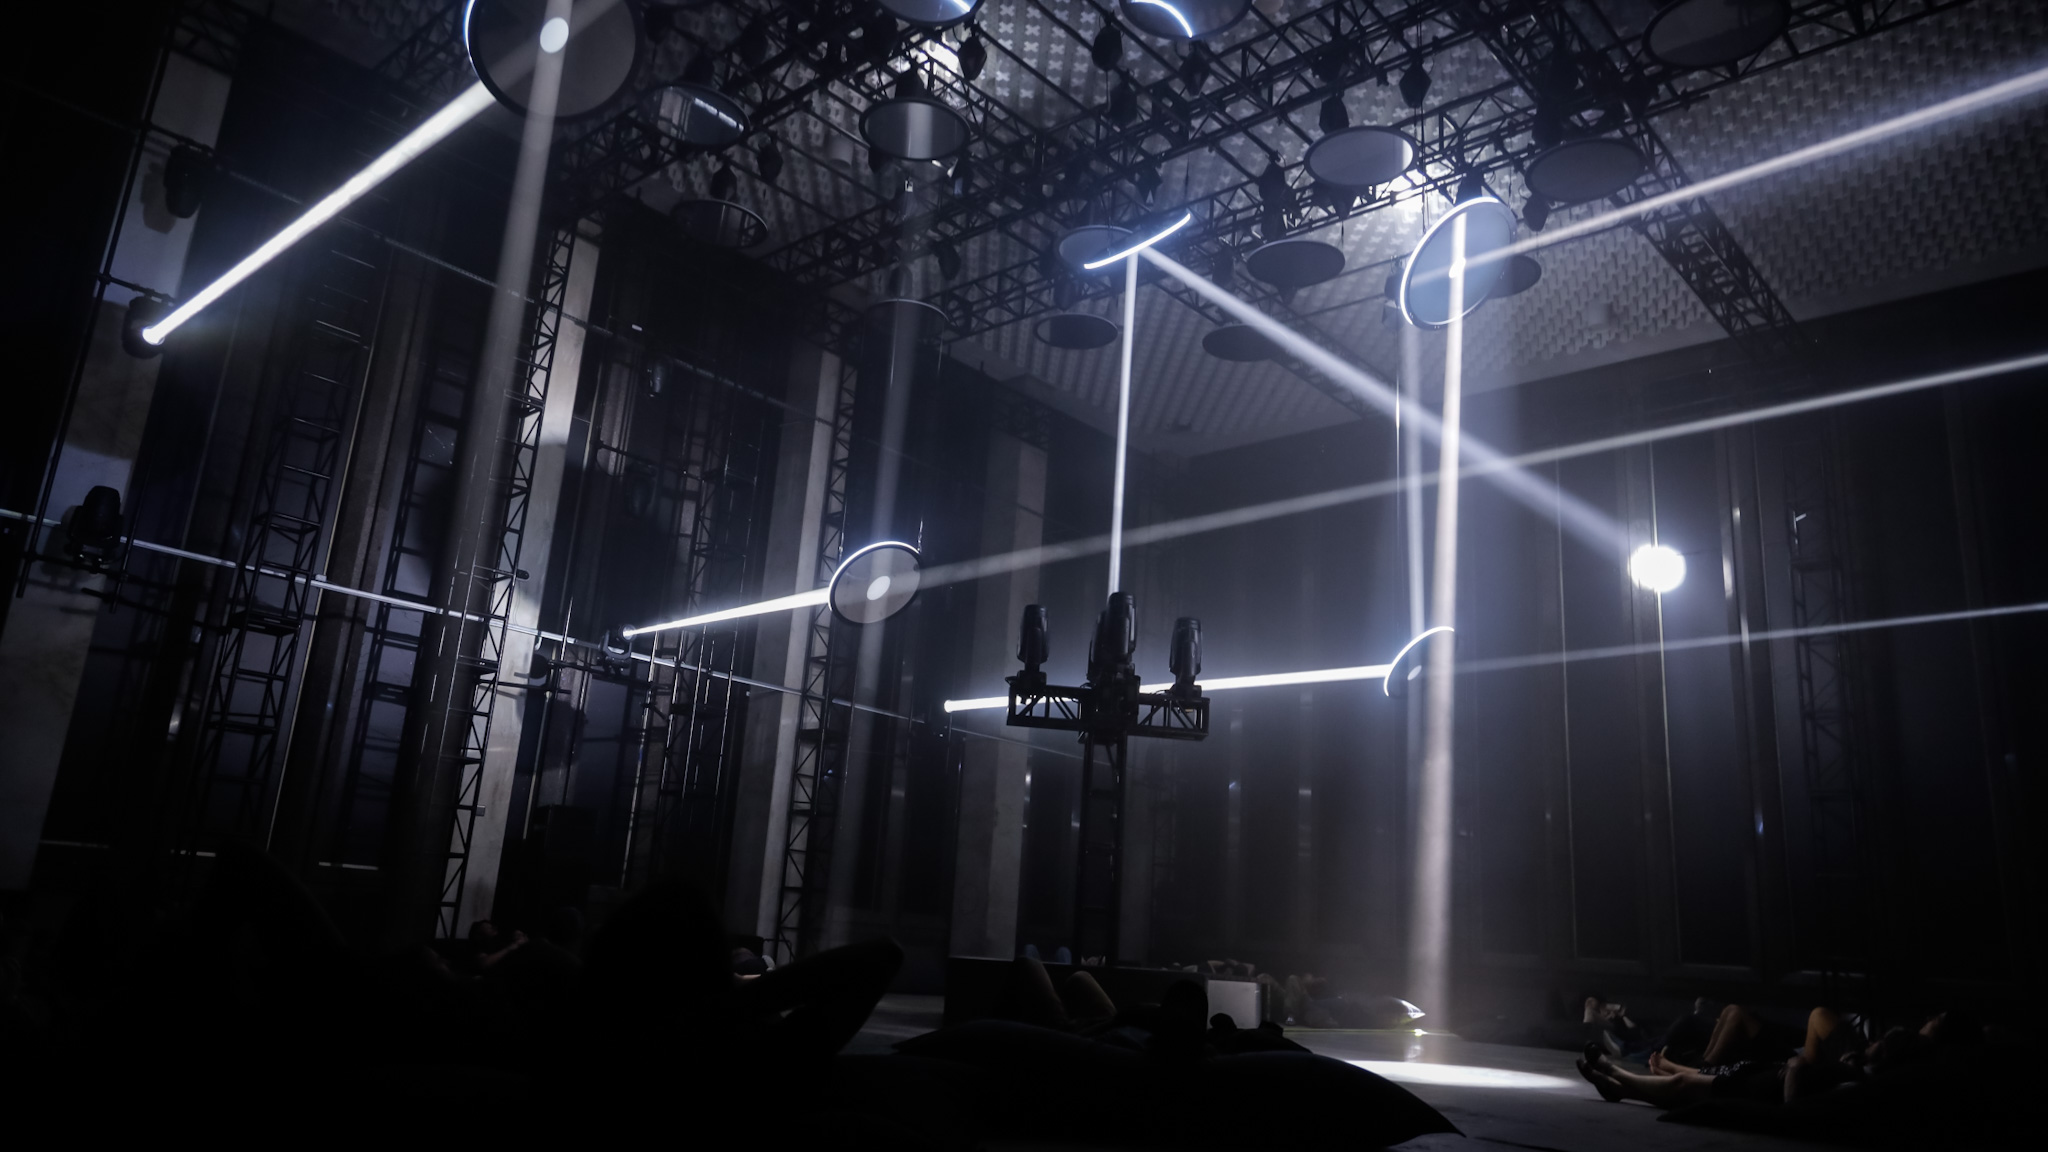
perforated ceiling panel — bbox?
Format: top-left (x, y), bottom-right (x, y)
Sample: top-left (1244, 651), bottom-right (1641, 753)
top-left (308, 0), bottom-right (2048, 453)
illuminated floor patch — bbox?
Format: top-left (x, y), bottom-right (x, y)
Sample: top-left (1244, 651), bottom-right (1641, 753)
top-left (1347, 1060), bottom-right (1579, 1090)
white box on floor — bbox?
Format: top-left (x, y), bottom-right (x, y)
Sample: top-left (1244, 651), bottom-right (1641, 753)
top-left (1207, 978), bottom-right (1263, 1029)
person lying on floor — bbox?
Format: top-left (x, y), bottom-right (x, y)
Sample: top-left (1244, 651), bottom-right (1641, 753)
top-left (1577, 1005), bottom-right (1979, 1108)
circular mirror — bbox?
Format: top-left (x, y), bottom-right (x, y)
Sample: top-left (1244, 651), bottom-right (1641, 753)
top-left (1398, 197), bottom-right (1517, 328)
top-left (1118, 0), bottom-right (1250, 40)
top-left (467, 0), bottom-right (644, 120)
top-left (1647, 0), bottom-right (1790, 70)
top-left (830, 541), bottom-right (923, 625)
top-left (657, 83), bottom-right (749, 149)
top-left (1304, 126), bottom-right (1417, 190)
top-left (1037, 313), bottom-right (1121, 349)
top-left (1525, 138), bottom-right (1646, 204)
top-left (879, 0), bottom-right (984, 28)
top-left (862, 96), bottom-right (970, 161)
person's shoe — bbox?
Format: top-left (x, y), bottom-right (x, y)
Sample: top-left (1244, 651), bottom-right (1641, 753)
top-left (1576, 1057), bottom-right (1625, 1102)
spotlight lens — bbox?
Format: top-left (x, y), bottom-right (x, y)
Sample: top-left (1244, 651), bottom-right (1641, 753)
top-left (141, 326), bottom-right (167, 346)
top-left (1629, 543), bottom-right (1686, 593)
top-left (866, 575), bottom-right (893, 601)
top-left (538, 16), bottom-right (569, 53)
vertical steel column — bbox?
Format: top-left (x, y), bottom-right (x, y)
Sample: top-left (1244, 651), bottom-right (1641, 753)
top-left (771, 357), bottom-right (859, 963)
top-left (1783, 418), bottom-right (1872, 989)
top-left (182, 227), bottom-right (386, 850)
top-left (1072, 735), bottom-right (1131, 964)
top-left (432, 225), bottom-right (575, 937)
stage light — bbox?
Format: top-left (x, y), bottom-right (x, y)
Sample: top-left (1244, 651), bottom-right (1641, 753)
top-left (1133, 161), bottom-right (1163, 202)
top-left (709, 162), bottom-right (737, 200)
top-left (1081, 211), bottom-right (1193, 269)
top-left (933, 237), bottom-right (963, 279)
top-left (1109, 78), bottom-right (1140, 125)
top-left (1019, 604), bottom-right (1049, 672)
top-left (163, 145), bottom-right (211, 219)
top-left (757, 137), bottom-right (784, 184)
top-left (1346, 1061), bottom-right (1577, 1091)
top-left (1178, 44), bottom-right (1210, 91)
top-left (1523, 195), bottom-right (1550, 231)
top-left (123, 296), bottom-right (171, 358)
top-left (141, 82), bottom-right (497, 345)
top-left (1319, 94), bottom-right (1350, 133)
top-left (1169, 616), bottom-right (1201, 695)
top-left (1455, 170), bottom-right (1489, 203)
top-left (1399, 62), bottom-right (1431, 109)
top-left (732, 16), bottom-right (769, 64)
top-left (1629, 543), bottom-right (1686, 593)
top-left (1093, 23), bottom-right (1124, 71)
top-left (957, 28), bottom-right (988, 81)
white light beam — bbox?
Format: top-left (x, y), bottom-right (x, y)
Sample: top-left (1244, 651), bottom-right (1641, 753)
top-left (142, 82), bottom-right (499, 344)
top-left (942, 662), bottom-right (1394, 712)
top-left (621, 588), bottom-right (830, 637)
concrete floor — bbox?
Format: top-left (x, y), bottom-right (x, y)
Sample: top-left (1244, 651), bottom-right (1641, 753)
top-left (851, 996), bottom-right (1823, 1152)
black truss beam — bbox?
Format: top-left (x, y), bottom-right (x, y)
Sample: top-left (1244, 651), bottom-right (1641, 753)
top-left (533, 0), bottom-right (1971, 362)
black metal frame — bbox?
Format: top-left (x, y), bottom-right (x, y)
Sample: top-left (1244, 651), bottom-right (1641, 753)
top-left (771, 354), bottom-right (862, 963)
top-left (531, 0), bottom-right (1966, 363)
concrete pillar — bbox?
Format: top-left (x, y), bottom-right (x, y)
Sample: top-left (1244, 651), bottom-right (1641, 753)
top-left (461, 225), bottom-right (602, 924)
top-left (726, 347), bottom-right (842, 937)
top-left (948, 433), bottom-right (1046, 958)
top-left (0, 54), bottom-right (230, 889)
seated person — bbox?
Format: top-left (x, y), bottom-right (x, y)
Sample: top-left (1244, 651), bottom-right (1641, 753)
top-left (1581, 1006), bottom-right (1968, 1109)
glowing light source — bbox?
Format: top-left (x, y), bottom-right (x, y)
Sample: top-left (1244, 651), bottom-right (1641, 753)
top-left (1082, 211), bottom-right (1194, 269)
top-left (1131, 0), bottom-right (1196, 36)
top-left (1346, 1061), bottom-right (1577, 1090)
top-left (1629, 543), bottom-right (1686, 593)
top-left (142, 83), bottom-right (499, 345)
top-left (538, 15), bottom-right (569, 52)
top-left (943, 662), bottom-right (1393, 712)
top-left (621, 587), bottom-right (829, 637)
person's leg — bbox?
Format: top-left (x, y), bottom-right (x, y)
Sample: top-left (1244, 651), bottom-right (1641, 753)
top-left (1058, 971), bottom-right (1116, 1022)
top-left (1801, 1007), bottom-right (1843, 1063)
top-left (1579, 1059), bottom-right (1717, 1109)
top-left (1648, 1050), bottom-right (1701, 1076)
top-left (1701, 1004), bottom-right (1763, 1064)
top-left (1001, 955), bottom-right (1069, 1028)
top-left (739, 937), bottom-right (903, 1061)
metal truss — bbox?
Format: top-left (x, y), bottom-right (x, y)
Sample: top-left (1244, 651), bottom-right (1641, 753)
top-left (771, 355), bottom-right (861, 964)
top-left (1782, 416), bottom-right (1875, 985)
top-left (535, 0), bottom-right (1968, 363)
top-left (1005, 660), bottom-right (1210, 963)
top-left (432, 224), bottom-right (577, 937)
top-left (326, 278), bottom-right (489, 868)
top-left (620, 350), bottom-right (773, 890)
top-left (182, 227), bottom-right (386, 850)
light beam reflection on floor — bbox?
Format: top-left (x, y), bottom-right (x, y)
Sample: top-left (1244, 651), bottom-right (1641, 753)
top-left (1346, 1060), bottom-right (1578, 1090)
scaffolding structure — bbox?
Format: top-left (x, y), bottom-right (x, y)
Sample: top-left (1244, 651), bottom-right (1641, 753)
top-left (182, 227), bottom-right (386, 850)
top-left (771, 357), bottom-right (861, 964)
top-left (620, 360), bottom-right (774, 891)
top-left (1783, 416), bottom-right (1875, 988)
top-left (326, 278), bottom-right (488, 868)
